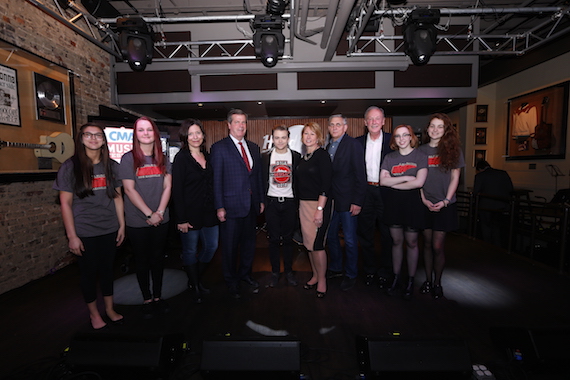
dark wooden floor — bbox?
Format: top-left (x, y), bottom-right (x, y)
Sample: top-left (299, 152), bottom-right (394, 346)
top-left (1, 229), bottom-right (570, 380)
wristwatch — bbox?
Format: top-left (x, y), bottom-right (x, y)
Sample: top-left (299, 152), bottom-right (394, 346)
top-left (317, 206), bottom-right (324, 211)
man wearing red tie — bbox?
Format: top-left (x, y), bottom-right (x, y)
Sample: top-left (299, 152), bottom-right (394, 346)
top-left (211, 109), bottom-right (265, 299)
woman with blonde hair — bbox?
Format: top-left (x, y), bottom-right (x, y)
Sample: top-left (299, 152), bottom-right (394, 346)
top-left (294, 122), bottom-right (332, 298)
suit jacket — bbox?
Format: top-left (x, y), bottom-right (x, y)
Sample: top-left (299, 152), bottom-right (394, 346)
top-left (355, 131), bottom-right (393, 175)
top-left (328, 134), bottom-right (367, 212)
top-left (211, 136), bottom-right (264, 218)
top-left (261, 148), bottom-right (302, 204)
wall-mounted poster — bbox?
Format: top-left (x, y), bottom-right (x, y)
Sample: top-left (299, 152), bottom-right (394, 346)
top-left (475, 127), bottom-right (487, 145)
top-left (506, 81), bottom-right (568, 160)
top-left (0, 63), bottom-right (21, 127)
top-left (34, 72), bottom-right (65, 124)
top-left (476, 105), bottom-right (488, 123)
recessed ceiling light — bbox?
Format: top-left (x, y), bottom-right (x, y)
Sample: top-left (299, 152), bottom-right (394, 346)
top-left (321, 100), bottom-right (326, 104)
top-left (386, 99), bottom-right (392, 103)
top-left (197, 103), bottom-right (203, 107)
top-left (257, 101), bottom-right (263, 105)
top-left (448, 98), bottom-right (453, 103)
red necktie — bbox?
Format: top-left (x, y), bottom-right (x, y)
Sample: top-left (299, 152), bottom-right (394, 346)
top-left (239, 142), bottom-right (251, 172)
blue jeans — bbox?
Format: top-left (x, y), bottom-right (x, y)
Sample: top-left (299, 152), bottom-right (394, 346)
top-left (327, 210), bottom-right (359, 279)
top-left (180, 225), bottom-right (219, 266)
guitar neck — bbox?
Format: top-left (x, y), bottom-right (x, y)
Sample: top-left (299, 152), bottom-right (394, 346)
top-left (1, 141), bottom-right (52, 150)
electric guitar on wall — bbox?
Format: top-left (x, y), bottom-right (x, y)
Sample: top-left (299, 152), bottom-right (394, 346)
top-left (0, 132), bottom-right (74, 163)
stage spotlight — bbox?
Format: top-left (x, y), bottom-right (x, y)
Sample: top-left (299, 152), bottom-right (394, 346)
top-left (403, 8), bottom-right (440, 66)
top-left (117, 17), bottom-right (154, 72)
top-left (253, 15), bottom-right (285, 68)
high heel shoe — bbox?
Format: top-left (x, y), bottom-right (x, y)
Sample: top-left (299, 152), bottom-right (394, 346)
top-left (303, 282), bottom-right (317, 290)
top-left (316, 291), bottom-right (326, 298)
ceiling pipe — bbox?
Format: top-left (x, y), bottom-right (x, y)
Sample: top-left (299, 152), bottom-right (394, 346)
top-left (320, 0), bottom-right (341, 49)
top-left (324, 0), bottom-right (357, 61)
top-left (297, 0), bottom-right (323, 42)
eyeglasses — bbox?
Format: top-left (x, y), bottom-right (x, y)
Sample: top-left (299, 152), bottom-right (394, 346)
top-left (329, 123), bottom-right (344, 128)
top-left (83, 132), bottom-right (104, 140)
top-left (394, 133), bottom-right (411, 139)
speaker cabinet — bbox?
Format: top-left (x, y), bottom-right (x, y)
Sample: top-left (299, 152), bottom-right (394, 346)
top-left (201, 337), bottom-right (301, 379)
top-left (66, 332), bottom-right (184, 376)
top-left (356, 336), bottom-right (472, 379)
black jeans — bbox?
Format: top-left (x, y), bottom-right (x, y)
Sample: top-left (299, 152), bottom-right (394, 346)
top-left (265, 197), bottom-right (297, 274)
top-left (127, 223), bottom-right (169, 300)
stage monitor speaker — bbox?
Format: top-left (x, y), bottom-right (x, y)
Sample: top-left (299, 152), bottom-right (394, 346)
top-left (356, 336), bottom-right (473, 379)
top-left (66, 331), bottom-right (184, 376)
top-left (201, 337), bottom-right (301, 380)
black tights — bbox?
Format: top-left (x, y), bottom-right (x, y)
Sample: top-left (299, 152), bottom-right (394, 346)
top-left (77, 232), bottom-right (117, 303)
top-left (422, 229), bottom-right (446, 285)
top-left (127, 224), bottom-right (169, 301)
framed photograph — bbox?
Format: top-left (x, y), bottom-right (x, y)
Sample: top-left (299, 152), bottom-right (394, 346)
top-left (474, 149), bottom-right (486, 167)
top-left (34, 72), bottom-right (65, 124)
top-left (0, 63), bottom-right (21, 127)
top-left (475, 127), bottom-right (487, 145)
top-left (476, 104), bottom-right (488, 123)
top-left (506, 81), bottom-right (569, 160)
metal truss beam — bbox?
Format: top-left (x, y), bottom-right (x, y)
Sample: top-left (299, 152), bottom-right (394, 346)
top-left (347, 5), bottom-right (570, 57)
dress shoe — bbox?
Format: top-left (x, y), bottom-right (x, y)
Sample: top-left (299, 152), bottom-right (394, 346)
top-left (241, 276), bottom-right (259, 288)
top-left (316, 291), bottom-right (326, 298)
top-left (229, 286), bottom-right (241, 299)
top-left (109, 317), bottom-right (124, 326)
top-left (141, 302), bottom-right (155, 319)
top-left (303, 282), bottom-right (317, 290)
top-left (286, 271), bottom-right (298, 286)
top-left (340, 276), bottom-right (356, 291)
top-left (433, 284), bottom-right (444, 299)
top-left (386, 274), bottom-right (400, 297)
top-left (326, 270), bottom-right (343, 279)
top-left (420, 281), bottom-right (432, 294)
top-left (364, 274), bottom-right (375, 286)
top-left (154, 299), bottom-right (171, 313)
top-left (268, 273), bottom-right (279, 288)
top-left (402, 277), bottom-right (414, 301)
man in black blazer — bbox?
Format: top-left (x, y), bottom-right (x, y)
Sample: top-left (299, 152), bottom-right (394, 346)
top-left (356, 106), bottom-right (393, 288)
top-left (211, 109), bottom-right (264, 298)
top-left (326, 114), bottom-right (367, 291)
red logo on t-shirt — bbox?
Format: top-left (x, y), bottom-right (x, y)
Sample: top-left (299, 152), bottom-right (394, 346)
top-left (428, 155), bottom-right (440, 167)
top-left (272, 164), bottom-right (292, 184)
top-left (92, 175), bottom-right (107, 190)
top-left (391, 163), bottom-right (417, 175)
top-left (136, 165), bottom-right (162, 178)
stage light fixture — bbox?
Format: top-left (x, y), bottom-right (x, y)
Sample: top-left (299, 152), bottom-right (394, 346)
top-left (253, 14), bottom-right (285, 68)
top-left (117, 17), bottom-right (155, 72)
top-left (403, 9), bottom-right (440, 66)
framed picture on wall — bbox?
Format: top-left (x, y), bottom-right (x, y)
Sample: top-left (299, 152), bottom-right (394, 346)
top-left (34, 72), bottom-right (65, 124)
top-left (476, 105), bottom-right (488, 122)
top-left (475, 127), bottom-right (487, 145)
top-left (506, 81), bottom-right (569, 160)
top-left (0, 63), bottom-right (21, 127)
top-left (474, 149), bottom-right (486, 167)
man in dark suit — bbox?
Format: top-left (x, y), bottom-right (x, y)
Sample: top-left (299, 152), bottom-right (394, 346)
top-left (473, 160), bottom-right (513, 247)
top-left (356, 106), bottom-right (393, 288)
top-left (326, 114), bottom-right (367, 291)
top-left (211, 109), bottom-right (264, 298)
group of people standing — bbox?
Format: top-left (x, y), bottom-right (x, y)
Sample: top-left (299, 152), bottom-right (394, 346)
top-left (54, 106), bottom-right (464, 329)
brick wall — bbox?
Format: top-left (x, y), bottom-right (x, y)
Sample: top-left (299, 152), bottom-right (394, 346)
top-left (0, 0), bottom-right (114, 294)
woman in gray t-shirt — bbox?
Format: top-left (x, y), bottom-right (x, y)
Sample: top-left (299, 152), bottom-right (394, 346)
top-left (418, 113), bottom-right (464, 300)
top-left (54, 123), bottom-right (125, 330)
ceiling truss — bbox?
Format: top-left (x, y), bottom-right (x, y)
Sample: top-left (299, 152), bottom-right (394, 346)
top-left (28, 0), bottom-right (570, 63)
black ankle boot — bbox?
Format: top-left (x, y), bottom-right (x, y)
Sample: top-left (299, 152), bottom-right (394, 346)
top-left (185, 264), bottom-right (202, 303)
top-left (386, 274), bottom-right (400, 296)
top-left (403, 276), bottom-right (414, 300)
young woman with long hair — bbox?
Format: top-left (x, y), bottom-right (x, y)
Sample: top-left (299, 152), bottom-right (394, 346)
top-left (172, 118), bottom-right (219, 303)
top-left (380, 125), bottom-right (428, 300)
top-left (54, 123), bottom-right (125, 329)
top-left (419, 113), bottom-right (464, 299)
top-left (119, 116), bottom-right (172, 318)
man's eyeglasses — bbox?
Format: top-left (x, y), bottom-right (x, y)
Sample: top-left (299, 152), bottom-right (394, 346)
top-left (83, 132), bottom-right (104, 140)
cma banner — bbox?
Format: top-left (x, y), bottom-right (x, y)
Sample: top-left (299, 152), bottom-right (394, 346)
top-left (104, 127), bottom-right (133, 162)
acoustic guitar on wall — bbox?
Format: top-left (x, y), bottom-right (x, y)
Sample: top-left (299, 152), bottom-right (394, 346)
top-left (0, 132), bottom-right (74, 163)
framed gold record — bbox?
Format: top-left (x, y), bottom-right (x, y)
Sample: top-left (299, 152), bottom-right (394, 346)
top-left (34, 72), bottom-right (65, 123)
